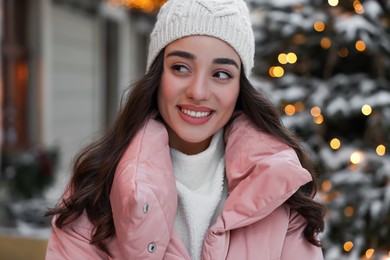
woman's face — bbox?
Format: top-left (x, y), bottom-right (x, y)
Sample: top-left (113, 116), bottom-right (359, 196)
top-left (158, 36), bottom-right (241, 155)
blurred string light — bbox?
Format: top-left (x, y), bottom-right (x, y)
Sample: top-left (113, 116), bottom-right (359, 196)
top-left (328, 0), bottom-right (339, 6)
top-left (309, 106), bottom-right (324, 124)
top-left (314, 21), bottom-right (325, 32)
top-left (311, 106), bottom-right (321, 117)
top-left (278, 52), bottom-right (298, 64)
top-left (376, 145), bottom-right (386, 156)
top-left (321, 37), bottom-right (332, 49)
top-left (269, 66), bottom-right (284, 78)
top-left (344, 206), bottom-right (354, 217)
top-left (286, 53), bottom-right (297, 63)
top-left (107, 0), bottom-right (166, 13)
top-left (284, 104), bottom-right (296, 115)
top-left (292, 34), bottom-right (306, 44)
top-left (321, 180), bottom-right (332, 192)
top-left (338, 47), bottom-right (349, 58)
top-left (295, 101), bottom-right (305, 112)
top-left (350, 151), bottom-right (364, 164)
top-left (356, 40), bottom-right (366, 52)
top-left (353, 0), bottom-right (364, 14)
top-left (278, 53), bottom-right (288, 64)
top-left (284, 102), bottom-right (305, 116)
top-left (344, 241), bottom-right (354, 252)
top-left (361, 104), bottom-right (372, 116)
top-left (365, 248), bottom-right (375, 259)
top-left (313, 114), bottom-right (324, 124)
top-left (330, 138), bottom-right (341, 150)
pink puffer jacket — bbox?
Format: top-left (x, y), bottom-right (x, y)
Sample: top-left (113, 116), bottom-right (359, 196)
top-left (46, 114), bottom-right (324, 259)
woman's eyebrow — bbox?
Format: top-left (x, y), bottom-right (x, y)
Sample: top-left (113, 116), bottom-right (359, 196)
top-left (213, 58), bottom-right (239, 69)
top-left (166, 50), bottom-right (195, 60)
top-left (166, 51), bottom-right (239, 69)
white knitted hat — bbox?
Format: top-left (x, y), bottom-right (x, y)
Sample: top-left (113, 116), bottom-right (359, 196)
top-left (147, 0), bottom-right (255, 77)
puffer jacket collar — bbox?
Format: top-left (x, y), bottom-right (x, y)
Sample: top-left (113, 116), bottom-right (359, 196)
top-left (110, 113), bottom-right (312, 259)
top-left (200, 113), bottom-right (312, 259)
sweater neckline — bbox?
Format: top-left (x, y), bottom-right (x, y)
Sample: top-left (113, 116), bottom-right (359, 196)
top-left (170, 129), bottom-right (225, 191)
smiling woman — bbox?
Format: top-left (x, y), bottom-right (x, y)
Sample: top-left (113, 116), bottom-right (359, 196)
top-left (159, 36), bottom-right (241, 155)
top-left (45, 0), bottom-right (326, 259)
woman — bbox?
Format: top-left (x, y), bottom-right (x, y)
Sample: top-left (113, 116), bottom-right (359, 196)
top-left (46, 0), bottom-right (325, 259)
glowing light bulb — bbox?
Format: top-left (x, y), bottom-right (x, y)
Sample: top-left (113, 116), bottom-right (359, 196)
top-left (270, 66), bottom-right (284, 78)
top-left (343, 241), bottom-right (353, 252)
top-left (350, 151), bottom-right (364, 164)
top-left (278, 53), bottom-right (288, 64)
top-left (287, 52), bottom-right (298, 64)
top-left (356, 40), bottom-right (366, 51)
top-left (330, 138), bottom-right (341, 150)
top-left (313, 115), bottom-right (324, 124)
top-left (321, 180), bottom-right (332, 192)
top-left (328, 0), bottom-right (339, 6)
top-left (376, 145), bottom-right (386, 156)
top-left (310, 106), bottom-right (321, 117)
top-left (361, 104), bottom-right (372, 116)
top-left (365, 248), bottom-right (375, 259)
top-left (338, 47), bottom-right (349, 57)
top-left (285, 104), bottom-right (296, 116)
top-left (344, 206), bottom-right (354, 217)
top-left (353, 1), bottom-right (364, 14)
top-left (321, 37), bottom-right (331, 49)
top-left (314, 21), bottom-right (325, 32)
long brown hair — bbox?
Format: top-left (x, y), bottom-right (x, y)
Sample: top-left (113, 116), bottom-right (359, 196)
top-left (236, 71), bottom-right (325, 246)
top-left (46, 49), bottom-right (325, 256)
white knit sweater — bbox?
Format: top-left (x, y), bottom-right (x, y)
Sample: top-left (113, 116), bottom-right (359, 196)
top-left (170, 130), bottom-right (227, 260)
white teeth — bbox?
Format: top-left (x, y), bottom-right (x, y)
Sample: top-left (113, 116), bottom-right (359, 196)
top-left (181, 108), bottom-right (211, 118)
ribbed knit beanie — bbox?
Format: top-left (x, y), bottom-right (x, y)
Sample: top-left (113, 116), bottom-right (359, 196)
top-left (147, 0), bottom-right (255, 77)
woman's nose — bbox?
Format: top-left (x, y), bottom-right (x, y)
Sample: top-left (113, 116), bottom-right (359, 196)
top-left (186, 74), bottom-right (210, 101)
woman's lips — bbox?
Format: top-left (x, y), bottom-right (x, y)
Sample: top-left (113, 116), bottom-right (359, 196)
top-left (177, 105), bottom-right (213, 124)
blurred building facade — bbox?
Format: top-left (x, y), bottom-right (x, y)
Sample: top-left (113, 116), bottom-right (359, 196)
top-left (1, 0), bottom-right (157, 201)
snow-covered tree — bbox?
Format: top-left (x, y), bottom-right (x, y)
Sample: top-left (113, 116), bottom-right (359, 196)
top-left (247, 0), bottom-right (390, 259)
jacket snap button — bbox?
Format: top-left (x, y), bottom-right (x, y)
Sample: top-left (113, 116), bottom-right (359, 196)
top-left (143, 203), bottom-right (149, 213)
top-left (147, 242), bottom-right (156, 253)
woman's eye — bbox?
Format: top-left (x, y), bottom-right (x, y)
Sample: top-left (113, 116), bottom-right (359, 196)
top-left (214, 71), bottom-right (232, 80)
top-left (171, 64), bottom-right (189, 73)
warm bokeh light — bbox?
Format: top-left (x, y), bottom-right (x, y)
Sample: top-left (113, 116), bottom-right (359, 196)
top-left (286, 52), bottom-right (298, 64)
top-left (314, 21), bottom-right (325, 32)
top-left (350, 151), bottom-right (364, 164)
top-left (376, 145), bottom-right (386, 156)
top-left (321, 37), bottom-right (332, 49)
top-left (365, 248), bottom-right (375, 259)
top-left (338, 47), bottom-right (349, 57)
top-left (356, 40), bottom-right (366, 52)
top-left (330, 138), bottom-right (341, 150)
top-left (284, 104), bottom-right (296, 116)
top-left (361, 104), bottom-right (372, 116)
top-left (109, 0), bottom-right (167, 12)
top-left (313, 115), bottom-right (324, 124)
top-left (344, 206), bottom-right (354, 217)
top-left (310, 106), bottom-right (322, 117)
top-left (292, 34), bottom-right (306, 44)
top-left (353, 0), bottom-right (364, 14)
top-left (328, 0), bottom-right (339, 7)
top-left (269, 66), bottom-right (284, 78)
top-left (344, 241), bottom-right (353, 252)
top-left (294, 101), bottom-right (305, 112)
top-left (278, 53), bottom-right (288, 64)
top-left (321, 180), bottom-right (332, 192)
